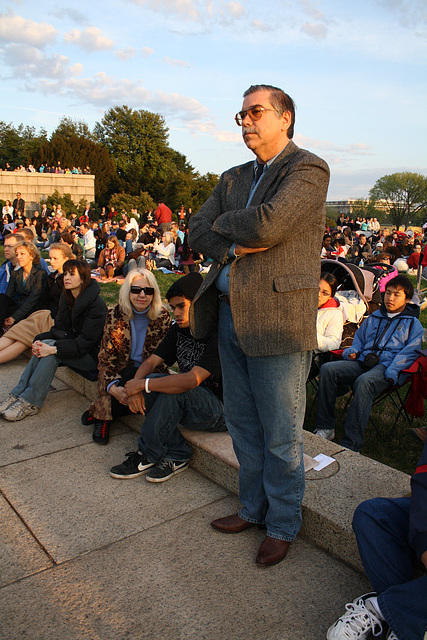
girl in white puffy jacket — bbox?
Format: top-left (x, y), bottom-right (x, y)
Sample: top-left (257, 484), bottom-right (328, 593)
top-left (316, 272), bottom-right (344, 353)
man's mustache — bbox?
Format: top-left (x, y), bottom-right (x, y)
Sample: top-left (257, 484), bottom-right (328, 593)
top-left (242, 127), bottom-right (258, 135)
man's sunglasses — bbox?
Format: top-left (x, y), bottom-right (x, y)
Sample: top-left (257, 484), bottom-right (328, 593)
top-left (130, 286), bottom-right (155, 295)
top-left (235, 106), bottom-right (274, 126)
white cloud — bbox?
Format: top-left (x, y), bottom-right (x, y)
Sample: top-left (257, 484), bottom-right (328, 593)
top-left (250, 19), bottom-right (274, 31)
top-left (162, 56), bottom-right (189, 66)
top-left (295, 133), bottom-right (374, 156)
top-left (298, 0), bottom-right (326, 21)
top-left (115, 47), bottom-right (136, 60)
top-left (141, 47), bottom-right (154, 57)
top-left (300, 21), bottom-right (327, 39)
top-left (22, 67), bottom-right (210, 126)
top-left (128, 0), bottom-right (201, 21)
top-left (2, 43), bottom-right (73, 80)
top-left (220, 1), bottom-right (245, 18)
top-left (183, 118), bottom-right (241, 142)
top-left (0, 12), bottom-right (57, 47)
top-left (153, 90), bottom-right (209, 119)
top-left (64, 26), bottom-right (114, 51)
top-left (51, 8), bottom-right (89, 27)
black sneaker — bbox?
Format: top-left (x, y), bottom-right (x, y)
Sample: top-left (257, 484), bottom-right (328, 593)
top-left (81, 410), bottom-right (96, 426)
top-left (92, 420), bottom-right (111, 445)
top-left (110, 451), bottom-right (155, 479)
top-left (146, 459), bottom-right (189, 483)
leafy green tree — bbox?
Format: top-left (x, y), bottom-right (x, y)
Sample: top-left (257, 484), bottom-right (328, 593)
top-left (40, 190), bottom-right (77, 214)
top-left (0, 122), bottom-right (48, 169)
top-left (94, 106), bottom-right (175, 197)
top-left (108, 192), bottom-right (156, 217)
top-left (190, 172), bottom-right (220, 213)
top-left (350, 198), bottom-right (378, 220)
top-left (369, 172), bottom-right (427, 229)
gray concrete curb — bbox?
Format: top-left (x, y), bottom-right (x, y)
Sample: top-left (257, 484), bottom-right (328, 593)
top-left (58, 366), bottom-right (411, 572)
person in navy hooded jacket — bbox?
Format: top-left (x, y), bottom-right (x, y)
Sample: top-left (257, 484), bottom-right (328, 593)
top-left (314, 275), bottom-right (423, 452)
top-left (326, 439), bottom-right (427, 640)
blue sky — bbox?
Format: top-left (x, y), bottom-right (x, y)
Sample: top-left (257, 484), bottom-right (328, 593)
top-left (0, 0), bottom-right (426, 199)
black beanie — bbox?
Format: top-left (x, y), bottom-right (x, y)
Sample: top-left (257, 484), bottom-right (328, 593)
top-left (166, 272), bottom-right (203, 301)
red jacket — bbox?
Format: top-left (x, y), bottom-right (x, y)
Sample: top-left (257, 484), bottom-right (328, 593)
top-left (154, 203), bottom-right (172, 224)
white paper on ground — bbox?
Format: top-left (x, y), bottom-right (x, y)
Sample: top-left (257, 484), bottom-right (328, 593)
top-left (313, 453), bottom-right (336, 471)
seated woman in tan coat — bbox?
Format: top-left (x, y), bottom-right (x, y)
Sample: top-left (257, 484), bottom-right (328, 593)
top-left (97, 235), bottom-right (126, 279)
top-left (82, 268), bottom-right (172, 444)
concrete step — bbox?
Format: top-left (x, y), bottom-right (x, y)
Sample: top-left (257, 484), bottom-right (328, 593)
top-left (56, 366), bottom-right (411, 572)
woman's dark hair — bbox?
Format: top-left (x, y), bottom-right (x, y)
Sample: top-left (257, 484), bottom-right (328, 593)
top-left (60, 231), bottom-right (74, 245)
top-left (62, 259), bottom-right (92, 307)
top-left (320, 271), bottom-right (338, 297)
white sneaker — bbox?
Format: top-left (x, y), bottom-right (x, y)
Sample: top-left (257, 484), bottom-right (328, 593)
top-left (327, 593), bottom-right (383, 640)
top-left (2, 397), bottom-right (39, 422)
top-left (0, 393), bottom-right (17, 414)
top-left (315, 428), bottom-right (335, 441)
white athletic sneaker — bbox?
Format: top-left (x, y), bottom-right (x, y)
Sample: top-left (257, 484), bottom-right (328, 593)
top-left (2, 397), bottom-right (39, 422)
top-left (315, 428), bottom-right (335, 441)
top-left (0, 393), bottom-right (17, 414)
top-left (326, 593), bottom-right (383, 640)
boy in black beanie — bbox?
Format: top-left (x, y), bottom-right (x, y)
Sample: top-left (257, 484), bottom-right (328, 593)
top-left (110, 272), bottom-right (225, 482)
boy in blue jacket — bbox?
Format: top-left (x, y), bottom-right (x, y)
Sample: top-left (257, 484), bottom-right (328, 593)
top-left (326, 440), bottom-right (427, 640)
top-left (315, 275), bottom-right (423, 452)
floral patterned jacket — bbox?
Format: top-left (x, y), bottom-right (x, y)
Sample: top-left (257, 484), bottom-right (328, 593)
top-left (89, 304), bottom-right (172, 420)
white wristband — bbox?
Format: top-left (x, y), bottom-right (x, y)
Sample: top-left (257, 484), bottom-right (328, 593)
top-left (145, 378), bottom-right (151, 394)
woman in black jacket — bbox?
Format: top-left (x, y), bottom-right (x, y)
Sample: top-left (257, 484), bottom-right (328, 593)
top-left (0, 260), bottom-right (108, 422)
top-left (0, 241), bottom-right (47, 331)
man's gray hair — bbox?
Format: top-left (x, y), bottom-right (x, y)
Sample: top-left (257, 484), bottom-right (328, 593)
top-left (243, 84), bottom-right (296, 138)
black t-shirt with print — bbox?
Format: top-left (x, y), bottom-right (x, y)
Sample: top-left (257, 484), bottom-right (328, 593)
top-left (154, 324), bottom-right (222, 400)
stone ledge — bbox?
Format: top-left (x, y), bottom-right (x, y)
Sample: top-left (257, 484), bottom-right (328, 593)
top-left (55, 365), bottom-right (411, 572)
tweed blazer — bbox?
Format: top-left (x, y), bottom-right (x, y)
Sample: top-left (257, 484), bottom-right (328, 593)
top-left (89, 304), bottom-right (172, 420)
top-left (188, 141), bottom-right (330, 357)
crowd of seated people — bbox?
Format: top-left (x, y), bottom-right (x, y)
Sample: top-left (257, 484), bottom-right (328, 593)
top-left (1, 202), bottom-right (424, 441)
top-left (1, 162), bottom-right (91, 174)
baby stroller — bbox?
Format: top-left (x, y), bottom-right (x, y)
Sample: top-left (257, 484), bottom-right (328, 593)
top-left (321, 258), bottom-right (385, 347)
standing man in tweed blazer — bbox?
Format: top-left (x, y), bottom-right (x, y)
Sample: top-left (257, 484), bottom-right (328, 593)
top-left (188, 84), bottom-right (330, 566)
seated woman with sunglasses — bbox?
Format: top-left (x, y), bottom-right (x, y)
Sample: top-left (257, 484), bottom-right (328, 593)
top-left (0, 260), bottom-right (108, 422)
top-left (82, 269), bottom-right (172, 444)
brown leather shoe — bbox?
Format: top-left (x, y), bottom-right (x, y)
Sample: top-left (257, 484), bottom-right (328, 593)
top-left (210, 513), bottom-right (253, 534)
top-left (256, 536), bottom-right (291, 566)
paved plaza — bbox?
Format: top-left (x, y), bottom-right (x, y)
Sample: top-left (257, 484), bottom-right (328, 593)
top-left (0, 357), bottom-right (369, 640)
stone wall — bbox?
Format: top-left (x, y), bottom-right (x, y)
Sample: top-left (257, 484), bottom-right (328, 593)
top-left (0, 173), bottom-right (95, 215)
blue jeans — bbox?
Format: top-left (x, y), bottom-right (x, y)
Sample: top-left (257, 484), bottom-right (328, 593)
top-left (137, 376), bottom-right (225, 462)
top-left (218, 302), bottom-right (310, 542)
top-left (123, 256), bottom-right (146, 277)
top-left (12, 340), bottom-right (97, 408)
top-left (315, 360), bottom-right (390, 451)
top-left (353, 498), bottom-right (427, 640)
